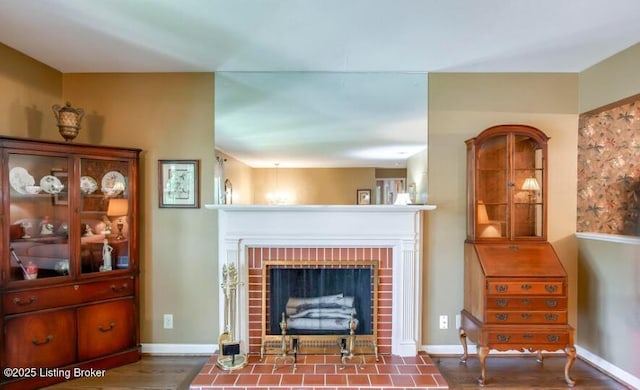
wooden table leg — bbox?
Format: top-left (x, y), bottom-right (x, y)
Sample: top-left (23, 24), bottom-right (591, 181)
top-left (477, 345), bottom-right (489, 386)
top-left (459, 327), bottom-right (468, 363)
top-left (564, 345), bottom-right (576, 387)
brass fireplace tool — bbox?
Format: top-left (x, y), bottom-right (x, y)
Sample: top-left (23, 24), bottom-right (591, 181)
top-left (216, 263), bottom-right (248, 371)
top-left (340, 313), bottom-right (365, 369)
top-left (272, 312), bottom-right (297, 372)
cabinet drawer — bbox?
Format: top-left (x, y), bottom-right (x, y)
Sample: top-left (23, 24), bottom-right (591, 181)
top-left (488, 330), bottom-right (570, 346)
top-left (3, 276), bottom-right (134, 314)
top-left (487, 297), bottom-right (567, 310)
top-left (487, 280), bottom-right (564, 296)
top-left (486, 310), bottom-right (567, 324)
top-left (3, 309), bottom-right (76, 370)
top-left (77, 298), bottom-right (136, 361)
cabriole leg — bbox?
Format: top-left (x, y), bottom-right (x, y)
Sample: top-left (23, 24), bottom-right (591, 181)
top-left (477, 345), bottom-right (489, 386)
top-left (564, 345), bottom-right (576, 387)
top-left (459, 327), bottom-right (468, 363)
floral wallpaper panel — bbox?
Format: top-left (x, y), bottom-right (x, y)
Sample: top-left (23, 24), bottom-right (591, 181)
top-left (577, 96), bottom-right (640, 236)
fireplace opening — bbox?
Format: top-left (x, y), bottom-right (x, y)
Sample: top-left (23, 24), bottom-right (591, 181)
top-left (268, 267), bottom-right (372, 335)
top-left (260, 260), bottom-right (379, 356)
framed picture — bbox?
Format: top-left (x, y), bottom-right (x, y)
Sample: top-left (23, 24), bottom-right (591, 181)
top-left (158, 160), bottom-right (200, 208)
top-left (51, 169), bottom-right (68, 206)
top-left (357, 189), bottom-right (371, 205)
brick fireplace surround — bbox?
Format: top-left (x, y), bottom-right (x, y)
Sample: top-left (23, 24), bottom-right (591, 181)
top-left (193, 204), bottom-right (442, 389)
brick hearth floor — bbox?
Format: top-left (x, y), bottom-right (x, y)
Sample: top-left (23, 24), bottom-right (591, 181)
top-left (189, 352), bottom-right (448, 390)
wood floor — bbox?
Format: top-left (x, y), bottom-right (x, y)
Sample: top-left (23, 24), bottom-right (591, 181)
top-left (42, 354), bottom-right (632, 389)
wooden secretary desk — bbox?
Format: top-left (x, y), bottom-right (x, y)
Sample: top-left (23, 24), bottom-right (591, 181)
top-left (459, 125), bottom-right (575, 386)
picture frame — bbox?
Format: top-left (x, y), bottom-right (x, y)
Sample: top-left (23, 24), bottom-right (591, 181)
top-left (51, 169), bottom-right (68, 206)
top-left (357, 189), bottom-right (371, 205)
top-left (158, 159), bottom-right (200, 208)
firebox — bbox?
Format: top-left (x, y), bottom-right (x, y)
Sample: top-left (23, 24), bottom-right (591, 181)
top-left (261, 260), bottom-right (378, 357)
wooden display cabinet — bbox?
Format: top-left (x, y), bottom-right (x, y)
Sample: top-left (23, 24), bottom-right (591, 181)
top-left (460, 125), bottom-right (575, 386)
top-left (0, 136), bottom-right (141, 389)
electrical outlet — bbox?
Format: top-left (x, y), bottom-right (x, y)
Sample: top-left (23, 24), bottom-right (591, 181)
top-left (439, 315), bottom-right (448, 330)
top-left (163, 314), bottom-right (173, 329)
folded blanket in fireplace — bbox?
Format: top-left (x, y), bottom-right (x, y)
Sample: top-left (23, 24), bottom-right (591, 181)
top-left (285, 294), bottom-right (357, 331)
top-left (289, 307), bottom-right (356, 320)
top-left (287, 317), bottom-right (359, 331)
top-left (285, 294), bottom-right (354, 315)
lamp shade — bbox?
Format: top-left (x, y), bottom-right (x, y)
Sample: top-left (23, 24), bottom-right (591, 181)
top-left (477, 202), bottom-right (490, 224)
top-left (107, 198), bottom-right (129, 217)
top-left (522, 177), bottom-right (540, 191)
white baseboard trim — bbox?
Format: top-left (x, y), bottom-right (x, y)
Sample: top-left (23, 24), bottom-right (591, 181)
top-left (421, 344), bottom-right (639, 388)
top-left (141, 343), bottom-right (217, 355)
top-left (576, 345), bottom-right (640, 389)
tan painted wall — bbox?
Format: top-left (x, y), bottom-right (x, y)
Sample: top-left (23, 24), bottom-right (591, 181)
top-left (62, 73), bottom-right (217, 344)
top-left (579, 42), bottom-right (640, 113)
top-left (425, 73), bottom-right (579, 345)
top-left (252, 167), bottom-right (376, 205)
top-left (0, 43), bottom-right (61, 138)
top-left (215, 150), bottom-right (253, 204)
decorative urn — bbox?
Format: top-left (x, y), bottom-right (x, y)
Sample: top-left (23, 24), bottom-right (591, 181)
top-left (52, 102), bottom-right (84, 142)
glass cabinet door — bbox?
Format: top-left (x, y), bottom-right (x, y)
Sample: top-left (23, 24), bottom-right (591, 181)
top-left (79, 158), bottom-right (131, 274)
top-left (475, 135), bottom-right (508, 239)
top-left (8, 153), bottom-right (70, 282)
top-left (512, 134), bottom-right (544, 238)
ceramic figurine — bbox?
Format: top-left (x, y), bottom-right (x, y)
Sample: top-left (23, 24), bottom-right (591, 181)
top-left (100, 239), bottom-right (113, 271)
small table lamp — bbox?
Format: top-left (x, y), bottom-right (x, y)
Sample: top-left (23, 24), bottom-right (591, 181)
top-left (107, 198), bottom-right (129, 240)
top-left (521, 177), bottom-right (541, 203)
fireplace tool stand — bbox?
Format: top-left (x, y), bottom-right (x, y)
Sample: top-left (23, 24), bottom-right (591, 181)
top-left (273, 312), bottom-right (297, 372)
top-left (340, 314), bottom-right (365, 369)
top-left (216, 263), bottom-right (248, 371)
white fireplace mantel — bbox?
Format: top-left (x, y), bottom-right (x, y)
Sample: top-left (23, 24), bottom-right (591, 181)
top-left (205, 204), bottom-right (436, 356)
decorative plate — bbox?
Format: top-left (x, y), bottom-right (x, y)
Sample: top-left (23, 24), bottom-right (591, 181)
top-left (101, 171), bottom-right (126, 195)
top-left (9, 167), bottom-right (35, 194)
top-left (80, 175), bottom-right (98, 194)
top-left (40, 175), bottom-right (64, 194)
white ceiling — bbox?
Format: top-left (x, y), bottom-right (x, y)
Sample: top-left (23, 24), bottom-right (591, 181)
top-left (1, 0), bottom-right (639, 167)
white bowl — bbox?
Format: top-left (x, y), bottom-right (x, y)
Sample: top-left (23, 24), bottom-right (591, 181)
top-left (24, 185), bottom-right (41, 194)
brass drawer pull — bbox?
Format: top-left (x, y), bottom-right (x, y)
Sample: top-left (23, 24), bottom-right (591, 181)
top-left (545, 313), bottom-right (558, 321)
top-left (495, 299), bottom-right (509, 307)
top-left (32, 335), bottom-right (53, 345)
top-left (545, 300), bottom-right (558, 308)
top-left (14, 296), bottom-right (37, 306)
top-left (497, 335), bottom-right (510, 342)
top-left (495, 284), bottom-right (508, 293)
top-left (521, 313), bottom-right (532, 320)
top-left (546, 335), bottom-right (560, 343)
top-left (521, 284), bottom-right (532, 291)
top-left (545, 285), bottom-right (558, 293)
top-left (111, 283), bottom-right (128, 293)
top-left (495, 313), bottom-right (508, 321)
top-left (98, 322), bottom-right (116, 332)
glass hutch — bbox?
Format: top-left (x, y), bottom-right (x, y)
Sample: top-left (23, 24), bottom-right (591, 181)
top-left (1, 136), bottom-right (141, 389)
top-left (459, 125), bottom-right (575, 386)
